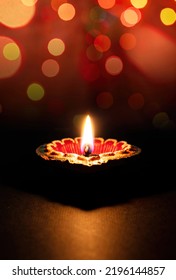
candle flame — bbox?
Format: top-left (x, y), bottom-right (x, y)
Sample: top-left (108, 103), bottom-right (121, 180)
top-left (81, 115), bottom-right (94, 154)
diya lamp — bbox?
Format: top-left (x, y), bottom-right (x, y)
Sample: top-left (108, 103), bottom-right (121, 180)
top-left (36, 115), bottom-right (141, 167)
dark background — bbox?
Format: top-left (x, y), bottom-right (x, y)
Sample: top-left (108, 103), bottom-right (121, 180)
top-left (0, 0), bottom-right (176, 260)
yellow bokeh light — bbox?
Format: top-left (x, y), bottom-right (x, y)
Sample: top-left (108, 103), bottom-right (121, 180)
top-left (27, 83), bottom-right (45, 101)
top-left (42, 59), bottom-right (60, 77)
top-left (0, 0), bottom-right (35, 28)
top-left (97, 0), bottom-right (116, 10)
top-left (160, 8), bottom-right (176, 26)
top-left (48, 38), bottom-right (65, 56)
top-left (105, 56), bottom-right (123, 76)
top-left (130, 0), bottom-right (148, 9)
top-left (58, 3), bottom-right (76, 21)
top-left (0, 36), bottom-right (22, 79)
top-left (3, 43), bottom-right (20, 61)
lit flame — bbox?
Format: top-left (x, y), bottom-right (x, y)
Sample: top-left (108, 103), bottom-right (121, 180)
top-left (81, 115), bottom-right (94, 154)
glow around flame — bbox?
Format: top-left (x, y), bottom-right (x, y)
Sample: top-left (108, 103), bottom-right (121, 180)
top-left (81, 115), bottom-right (94, 153)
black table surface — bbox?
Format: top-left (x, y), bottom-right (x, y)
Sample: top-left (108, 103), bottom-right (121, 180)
top-left (0, 125), bottom-right (176, 260)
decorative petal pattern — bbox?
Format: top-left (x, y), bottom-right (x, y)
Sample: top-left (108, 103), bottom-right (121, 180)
top-left (36, 137), bottom-right (141, 167)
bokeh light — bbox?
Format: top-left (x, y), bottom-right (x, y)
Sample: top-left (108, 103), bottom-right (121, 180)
top-left (105, 56), bottom-right (123, 76)
top-left (0, 0), bottom-right (36, 28)
top-left (120, 7), bottom-right (141, 27)
top-left (96, 91), bottom-right (113, 109)
top-left (3, 43), bottom-right (20, 61)
top-left (41, 59), bottom-right (60, 77)
top-left (128, 93), bottom-right (144, 110)
top-left (51, 0), bottom-right (61, 12)
top-left (152, 112), bottom-right (175, 130)
top-left (21, 0), bottom-right (38, 7)
top-left (94, 34), bottom-right (111, 53)
top-left (97, 0), bottom-right (116, 10)
top-left (0, 0), bottom-right (175, 130)
top-left (153, 112), bottom-right (169, 128)
top-left (48, 38), bottom-right (65, 56)
top-left (27, 83), bottom-right (45, 101)
top-left (130, 0), bottom-right (148, 9)
top-left (119, 33), bottom-right (137, 50)
top-left (160, 8), bottom-right (176, 26)
top-left (58, 3), bottom-right (76, 21)
top-left (0, 36), bottom-right (22, 79)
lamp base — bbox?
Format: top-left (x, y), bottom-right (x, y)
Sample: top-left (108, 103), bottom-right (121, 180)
top-left (36, 137), bottom-right (141, 167)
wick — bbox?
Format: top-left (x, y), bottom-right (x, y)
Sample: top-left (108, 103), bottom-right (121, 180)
top-left (83, 145), bottom-right (92, 157)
